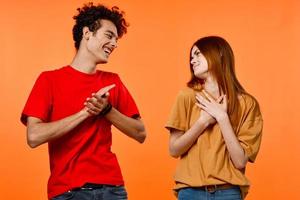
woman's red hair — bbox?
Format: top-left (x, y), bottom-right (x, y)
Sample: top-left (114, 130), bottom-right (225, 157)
top-left (188, 36), bottom-right (248, 125)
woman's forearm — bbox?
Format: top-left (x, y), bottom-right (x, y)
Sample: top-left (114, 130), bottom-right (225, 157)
top-left (217, 114), bottom-right (248, 169)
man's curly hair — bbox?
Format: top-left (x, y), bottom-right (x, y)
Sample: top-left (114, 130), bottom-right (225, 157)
top-left (72, 2), bottom-right (129, 50)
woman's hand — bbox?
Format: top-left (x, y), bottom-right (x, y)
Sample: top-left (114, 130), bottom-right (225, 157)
top-left (195, 93), bottom-right (216, 126)
top-left (196, 90), bottom-right (228, 122)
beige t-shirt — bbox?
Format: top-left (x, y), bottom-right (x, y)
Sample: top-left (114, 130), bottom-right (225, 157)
top-left (165, 87), bottom-right (263, 198)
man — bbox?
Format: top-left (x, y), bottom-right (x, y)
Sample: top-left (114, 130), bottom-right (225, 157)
top-left (21, 3), bottom-right (146, 200)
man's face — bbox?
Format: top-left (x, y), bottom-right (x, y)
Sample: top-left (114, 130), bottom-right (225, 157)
top-left (86, 19), bottom-right (118, 64)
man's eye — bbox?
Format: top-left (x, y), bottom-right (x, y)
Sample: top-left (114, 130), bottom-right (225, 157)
top-left (106, 34), bottom-right (112, 39)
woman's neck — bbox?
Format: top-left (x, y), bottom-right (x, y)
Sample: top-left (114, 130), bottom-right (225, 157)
top-left (202, 76), bottom-right (220, 99)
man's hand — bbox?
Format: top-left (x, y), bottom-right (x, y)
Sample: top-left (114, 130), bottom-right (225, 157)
top-left (95, 84), bottom-right (116, 98)
top-left (84, 84), bottom-right (115, 116)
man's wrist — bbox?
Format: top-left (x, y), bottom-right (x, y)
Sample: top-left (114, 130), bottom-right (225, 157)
top-left (80, 108), bottom-right (91, 118)
top-left (99, 103), bottom-right (113, 116)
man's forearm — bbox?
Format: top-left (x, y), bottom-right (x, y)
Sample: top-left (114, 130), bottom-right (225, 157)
top-left (27, 109), bottom-right (90, 148)
top-left (105, 108), bottom-right (146, 143)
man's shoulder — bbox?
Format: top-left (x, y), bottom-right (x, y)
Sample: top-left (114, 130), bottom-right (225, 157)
top-left (98, 70), bottom-right (117, 76)
top-left (97, 70), bottom-right (120, 80)
top-left (39, 66), bottom-right (68, 76)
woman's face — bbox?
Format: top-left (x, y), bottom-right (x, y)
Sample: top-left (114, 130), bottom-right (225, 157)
top-left (190, 45), bottom-right (208, 79)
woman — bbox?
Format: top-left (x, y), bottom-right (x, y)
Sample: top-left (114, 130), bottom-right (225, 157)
top-left (166, 36), bottom-right (263, 200)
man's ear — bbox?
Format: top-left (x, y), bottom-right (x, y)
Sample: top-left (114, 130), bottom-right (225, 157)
top-left (82, 27), bottom-right (91, 40)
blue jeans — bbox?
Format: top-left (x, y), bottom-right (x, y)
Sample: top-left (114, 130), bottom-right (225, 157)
top-left (178, 186), bottom-right (242, 200)
top-left (51, 185), bottom-right (127, 200)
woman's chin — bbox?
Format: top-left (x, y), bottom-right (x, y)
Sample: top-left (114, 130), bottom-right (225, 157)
top-left (194, 73), bottom-right (206, 79)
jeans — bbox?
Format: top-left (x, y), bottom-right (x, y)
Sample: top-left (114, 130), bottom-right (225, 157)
top-left (178, 186), bottom-right (242, 200)
top-left (51, 185), bottom-right (127, 200)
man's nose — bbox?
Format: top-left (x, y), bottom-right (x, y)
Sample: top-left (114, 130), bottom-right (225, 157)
top-left (111, 39), bottom-right (118, 48)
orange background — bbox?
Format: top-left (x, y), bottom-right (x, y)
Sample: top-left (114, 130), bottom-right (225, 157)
top-left (0, 0), bottom-right (299, 199)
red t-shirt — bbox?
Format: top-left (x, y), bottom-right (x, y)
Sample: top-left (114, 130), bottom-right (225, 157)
top-left (21, 66), bottom-right (140, 199)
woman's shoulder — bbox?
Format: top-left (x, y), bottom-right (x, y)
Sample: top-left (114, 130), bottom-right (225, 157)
top-left (239, 93), bottom-right (262, 120)
top-left (239, 93), bottom-right (260, 108)
top-left (177, 87), bottom-right (198, 99)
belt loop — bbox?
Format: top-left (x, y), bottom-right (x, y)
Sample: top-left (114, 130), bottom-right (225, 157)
top-left (205, 185), bottom-right (217, 193)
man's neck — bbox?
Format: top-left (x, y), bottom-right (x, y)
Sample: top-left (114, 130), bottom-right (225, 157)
top-left (70, 49), bottom-right (97, 74)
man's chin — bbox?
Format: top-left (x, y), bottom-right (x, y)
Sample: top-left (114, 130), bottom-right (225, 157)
top-left (97, 58), bottom-right (108, 64)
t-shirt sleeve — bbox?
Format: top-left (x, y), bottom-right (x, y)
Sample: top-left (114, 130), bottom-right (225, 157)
top-left (21, 72), bottom-right (53, 125)
top-left (165, 90), bottom-right (188, 132)
top-left (114, 75), bottom-right (140, 118)
top-left (238, 98), bottom-right (263, 163)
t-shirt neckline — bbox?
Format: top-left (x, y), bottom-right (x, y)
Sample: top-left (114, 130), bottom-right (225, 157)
top-left (65, 65), bottom-right (100, 77)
